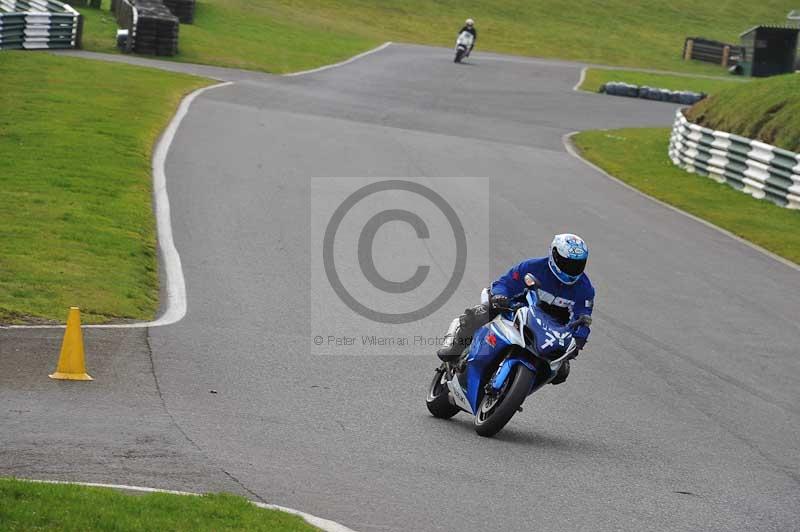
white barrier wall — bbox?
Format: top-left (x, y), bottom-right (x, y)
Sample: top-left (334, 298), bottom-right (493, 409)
top-left (0, 0), bottom-right (79, 49)
top-left (669, 109), bottom-right (800, 209)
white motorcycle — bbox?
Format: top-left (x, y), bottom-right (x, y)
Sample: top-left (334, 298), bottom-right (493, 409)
top-left (454, 31), bottom-right (474, 63)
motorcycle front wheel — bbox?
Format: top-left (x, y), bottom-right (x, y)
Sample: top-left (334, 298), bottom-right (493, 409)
top-left (454, 49), bottom-right (464, 63)
top-left (426, 367), bottom-right (460, 419)
top-left (473, 365), bottom-right (534, 437)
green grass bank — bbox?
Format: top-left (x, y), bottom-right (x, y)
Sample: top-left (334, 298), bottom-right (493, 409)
top-left (79, 0), bottom-right (798, 74)
top-left (0, 478), bottom-right (318, 531)
top-left (0, 52), bottom-right (209, 324)
top-left (686, 73), bottom-right (800, 152)
top-left (572, 128), bottom-right (800, 265)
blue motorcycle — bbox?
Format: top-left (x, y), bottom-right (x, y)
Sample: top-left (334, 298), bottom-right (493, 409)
top-left (426, 274), bottom-right (591, 437)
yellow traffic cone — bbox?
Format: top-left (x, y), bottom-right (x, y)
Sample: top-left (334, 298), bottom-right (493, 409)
top-left (49, 307), bottom-right (93, 381)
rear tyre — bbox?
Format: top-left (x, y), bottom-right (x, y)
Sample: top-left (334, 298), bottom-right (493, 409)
top-left (474, 365), bottom-right (534, 437)
top-left (426, 367), bottom-right (460, 419)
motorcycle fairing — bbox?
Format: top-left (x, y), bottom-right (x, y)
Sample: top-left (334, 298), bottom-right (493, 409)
top-left (446, 373), bottom-right (473, 414)
top-left (524, 291), bottom-right (577, 365)
top-left (489, 357), bottom-right (538, 394)
top-left (456, 31), bottom-right (474, 48)
top-left (461, 290), bottom-right (582, 411)
top-left (464, 316), bottom-right (525, 413)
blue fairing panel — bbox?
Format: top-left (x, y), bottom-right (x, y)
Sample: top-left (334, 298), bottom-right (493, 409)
top-left (490, 358), bottom-right (537, 392)
top-left (465, 326), bottom-right (518, 412)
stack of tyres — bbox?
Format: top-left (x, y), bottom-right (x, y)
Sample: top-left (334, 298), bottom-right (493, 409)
top-left (600, 82), bottom-right (640, 98)
top-left (25, 13), bottom-right (76, 49)
top-left (602, 82), bottom-right (706, 105)
top-left (162, 0), bottom-right (194, 23)
top-left (0, 1), bottom-right (79, 50)
top-left (0, 13), bottom-right (25, 50)
top-left (132, 0), bottom-right (178, 55)
top-left (639, 86), bottom-right (671, 102)
top-left (676, 91), bottom-right (706, 105)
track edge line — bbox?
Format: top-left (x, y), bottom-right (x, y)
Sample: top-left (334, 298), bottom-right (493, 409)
top-left (572, 66), bottom-right (587, 91)
top-left (284, 42), bottom-right (392, 77)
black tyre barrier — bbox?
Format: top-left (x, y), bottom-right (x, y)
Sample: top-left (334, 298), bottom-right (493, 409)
top-left (162, 0), bottom-right (194, 23)
top-left (600, 82), bottom-right (705, 105)
top-left (110, 0), bottom-right (179, 55)
top-left (600, 81), bottom-right (640, 98)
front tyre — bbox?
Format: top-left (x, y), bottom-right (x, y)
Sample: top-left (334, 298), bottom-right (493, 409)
top-left (426, 367), bottom-right (460, 419)
top-left (474, 365), bottom-right (534, 437)
top-left (454, 49), bottom-right (464, 63)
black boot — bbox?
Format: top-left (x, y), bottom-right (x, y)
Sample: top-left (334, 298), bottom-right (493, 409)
top-left (436, 341), bottom-right (460, 362)
top-left (437, 316), bottom-right (458, 361)
top-left (437, 304), bottom-right (494, 362)
top-left (551, 360), bottom-right (570, 385)
top-left (437, 326), bottom-right (468, 361)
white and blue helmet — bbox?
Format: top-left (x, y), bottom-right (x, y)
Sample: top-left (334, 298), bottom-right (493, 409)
top-left (548, 234), bottom-right (588, 285)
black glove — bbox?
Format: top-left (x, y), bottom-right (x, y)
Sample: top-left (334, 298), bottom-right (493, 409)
top-left (489, 294), bottom-right (509, 310)
top-left (575, 337), bottom-right (587, 351)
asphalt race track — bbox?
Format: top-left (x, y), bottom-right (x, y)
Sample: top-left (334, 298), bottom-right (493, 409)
top-left (2, 44), bottom-right (799, 531)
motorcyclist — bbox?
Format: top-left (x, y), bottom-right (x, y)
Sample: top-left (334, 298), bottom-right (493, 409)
top-left (458, 18), bottom-right (477, 56)
top-left (436, 234), bottom-right (594, 385)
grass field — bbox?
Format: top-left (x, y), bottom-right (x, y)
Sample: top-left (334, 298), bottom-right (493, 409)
top-left (77, 2), bottom-right (120, 54)
top-left (572, 128), bottom-right (800, 265)
top-left (579, 68), bottom-right (747, 94)
top-left (686, 73), bottom-right (800, 152)
top-left (0, 52), bottom-right (208, 324)
top-left (0, 478), bottom-right (318, 531)
top-left (79, 0), bottom-right (798, 74)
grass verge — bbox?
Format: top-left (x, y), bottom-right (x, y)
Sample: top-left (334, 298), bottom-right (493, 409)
top-left (0, 478), bottom-right (318, 531)
top-left (686, 73), bottom-right (800, 152)
top-left (79, 0), bottom-right (798, 74)
top-left (0, 52), bottom-right (209, 324)
top-left (571, 128), bottom-right (800, 265)
top-left (578, 68), bottom-right (746, 94)
top-left (77, 2), bottom-right (121, 54)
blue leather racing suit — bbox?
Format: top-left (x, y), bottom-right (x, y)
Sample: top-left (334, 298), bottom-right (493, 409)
top-left (490, 257), bottom-right (594, 343)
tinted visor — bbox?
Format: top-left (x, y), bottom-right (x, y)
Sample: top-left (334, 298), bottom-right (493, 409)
top-left (553, 248), bottom-right (586, 277)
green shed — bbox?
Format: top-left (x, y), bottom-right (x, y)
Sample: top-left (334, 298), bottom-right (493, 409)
top-left (738, 25), bottom-right (799, 77)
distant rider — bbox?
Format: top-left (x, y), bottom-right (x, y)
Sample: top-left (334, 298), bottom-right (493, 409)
top-left (458, 18), bottom-right (477, 56)
top-left (437, 234), bottom-right (595, 385)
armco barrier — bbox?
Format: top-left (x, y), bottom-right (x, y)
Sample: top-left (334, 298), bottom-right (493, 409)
top-left (0, 0), bottom-right (80, 50)
top-left (110, 0), bottom-right (136, 52)
top-left (668, 109), bottom-right (800, 209)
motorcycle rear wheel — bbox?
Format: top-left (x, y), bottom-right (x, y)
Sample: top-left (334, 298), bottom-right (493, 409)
top-left (474, 365), bottom-right (534, 437)
top-left (426, 367), bottom-right (460, 419)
